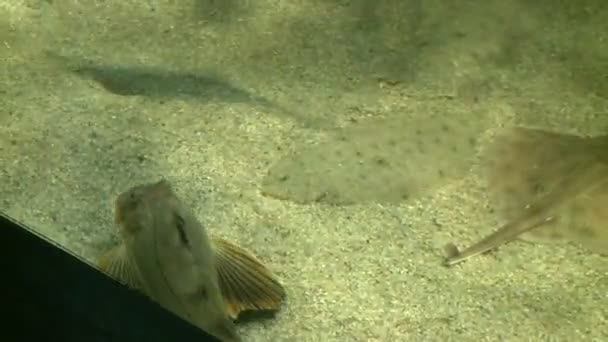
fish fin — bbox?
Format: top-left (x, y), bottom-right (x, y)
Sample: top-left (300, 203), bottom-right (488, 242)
top-left (97, 244), bottom-right (144, 291)
top-left (211, 237), bottom-right (286, 320)
top-left (443, 213), bottom-right (553, 266)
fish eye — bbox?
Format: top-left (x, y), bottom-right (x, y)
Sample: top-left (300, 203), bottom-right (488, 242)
top-left (174, 214), bottom-right (190, 247)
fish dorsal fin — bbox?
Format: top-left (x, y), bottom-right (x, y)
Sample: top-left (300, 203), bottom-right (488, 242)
top-left (210, 237), bottom-right (286, 320)
top-left (97, 244), bottom-right (144, 291)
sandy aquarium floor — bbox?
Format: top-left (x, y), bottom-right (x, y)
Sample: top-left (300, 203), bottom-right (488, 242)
top-left (2, 1), bottom-right (608, 341)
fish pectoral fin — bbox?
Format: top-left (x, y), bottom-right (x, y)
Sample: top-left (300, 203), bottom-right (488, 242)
top-left (211, 237), bottom-right (286, 320)
top-left (97, 244), bottom-right (144, 291)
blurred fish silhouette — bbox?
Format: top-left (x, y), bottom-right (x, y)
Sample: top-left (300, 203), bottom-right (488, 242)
top-left (444, 127), bottom-right (608, 266)
top-left (97, 180), bottom-right (286, 341)
top-left (43, 51), bottom-right (317, 126)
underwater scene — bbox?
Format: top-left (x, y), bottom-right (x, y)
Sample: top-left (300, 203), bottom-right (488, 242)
top-left (1, 1), bottom-right (608, 341)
